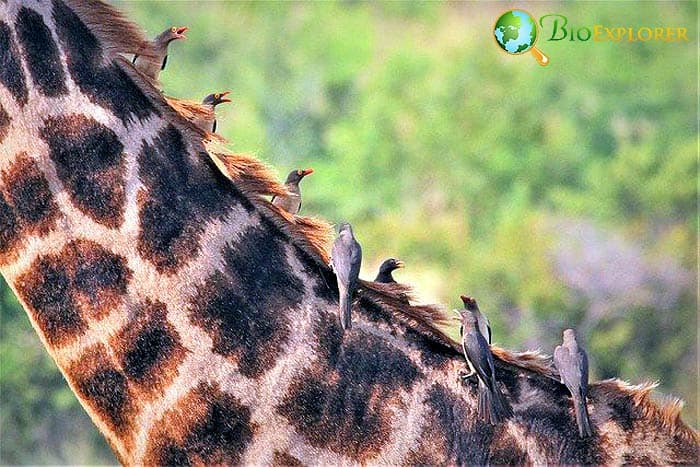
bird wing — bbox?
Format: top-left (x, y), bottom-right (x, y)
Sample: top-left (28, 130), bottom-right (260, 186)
top-left (132, 54), bottom-right (138, 64)
top-left (462, 331), bottom-right (496, 389)
top-left (331, 238), bottom-right (361, 285)
top-left (161, 54), bottom-right (168, 70)
top-left (577, 347), bottom-right (589, 396)
top-left (478, 311), bottom-right (492, 345)
top-left (554, 345), bottom-right (582, 392)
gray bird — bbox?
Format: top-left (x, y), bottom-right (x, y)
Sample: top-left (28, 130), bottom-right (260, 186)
top-left (330, 223), bottom-right (362, 330)
top-left (132, 26), bottom-right (188, 81)
top-left (374, 258), bottom-right (404, 283)
top-left (454, 307), bottom-right (513, 424)
top-left (195, 92), bottom-right (232, 133)
top-left (271, 168), bottom-right (314, 214)
top-left (460, 295), bottom-right (491, 345)
top-left (553, 329), bottom-right (593, 438)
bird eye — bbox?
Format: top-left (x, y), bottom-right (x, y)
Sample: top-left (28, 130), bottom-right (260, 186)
top-left (215, 93), bottom-right (220, 99)
top-left (170, 27), bottom-right (176, 33)
top-left (297, 170), bottom-right (303, 176)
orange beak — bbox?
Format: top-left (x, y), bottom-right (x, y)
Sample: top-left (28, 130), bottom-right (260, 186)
top-left (220, 90), bottom-right (232, 103)
top-left (301, 168), bottom-right (314, 177)
top-left (175, 26), bottom-right (188, 39)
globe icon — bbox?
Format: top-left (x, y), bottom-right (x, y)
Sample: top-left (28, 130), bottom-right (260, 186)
top-left (493, 10), bottom-right (549, 65)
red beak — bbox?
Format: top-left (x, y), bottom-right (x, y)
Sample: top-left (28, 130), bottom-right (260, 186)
top-left (219, 90), bottom-right (232, 103)
top-left (175, 26), bottom-right (188, 39)
top-left (460, 295), bottom-right (474, 307)
top-left (301, 168), bottom-right (314, 177)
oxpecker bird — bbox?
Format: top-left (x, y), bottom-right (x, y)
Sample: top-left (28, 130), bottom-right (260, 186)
top-left (271, 168), bottom-right (314, 214)
top-left (455, 307), bottom-right (513, 424)
top-left (330, 223), bottom-right (362, 330)
top-left (195, 92), bottom-right (232, 133)
top-left (553, 329), bottom-right (593, 438)
top-left (374, 258), bottom-right (404, 283)
top-left (132, 26), bottom-right (188, 81)
top-left (460, 295), bottom-right (491, 345)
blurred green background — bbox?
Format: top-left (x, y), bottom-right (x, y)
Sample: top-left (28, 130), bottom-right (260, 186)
top-left (1, 1), bottom-right (696, 464)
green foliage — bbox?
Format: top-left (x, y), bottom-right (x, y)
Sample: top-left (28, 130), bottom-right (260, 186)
top-left (1, 1), bottom-right (696, 462)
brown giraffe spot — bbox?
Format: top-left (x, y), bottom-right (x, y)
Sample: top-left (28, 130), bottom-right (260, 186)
top-left (0, 103), bottom-right (10, 142)
top-left (513, 375), bottom-right (607, 463)
top-left (137, 124), bottom-right (240, 273)
top-left (0, 153), bottom-right (59, 265)
top-left (0, 195), bottom-right (20, 263)
top-left (50, 0), bottom-right (156, 124)
top-left (605, 391), bottom-right (636, 431)
top-left (188, 225), bottom-right (301, 378)
top-left (404, 328), bottom-right (453, 370)
top-left (144, 382), bottom-right (256, 466)
top-left (273, 451), bottom-right (305, 466)
top-left (68, 343), bottom-right (137, 446)
top-left (406, 383), bottom-right (498, 465)
top-left (277, 325), bottom-right (421, 462)
top-left (15, 239), bottom-right (131, 346)
top-left (0, 21), bottom-right (28, 106)
top-left (15, 7), bottom-right (68, 97)
top-left (112, 300), bottom-right (187, 399)
top-left (41, 114), bottom-right (126, 228)
top-left (313, 306), bottom-right (343, 366)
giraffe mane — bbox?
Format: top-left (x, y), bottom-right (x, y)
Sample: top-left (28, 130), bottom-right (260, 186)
top-left (62, 0), bottom-right (156, 60)
top-left (593, 379), bottom-right (699, 444)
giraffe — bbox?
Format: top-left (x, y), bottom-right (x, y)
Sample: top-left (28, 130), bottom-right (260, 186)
top-left (0, 0), bottom-right (698, 464)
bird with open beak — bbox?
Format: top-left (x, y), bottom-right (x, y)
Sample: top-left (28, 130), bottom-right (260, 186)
top-left (271, 168), bottom-right (314, 214)
top-left (454, 305), bottom-right (513, 424)
top-left (459, 295), bottom-right (491, 345)
top-left (195, 91), bottom-right (232, 133)
top-left (133, 26), bottom-right (188, 81)
top-left (374, 258), bottom-right (404, 283)
top-left (330, 223), bottom-right (362, 330)
top-left (553, 329), bottom-right (593, 438)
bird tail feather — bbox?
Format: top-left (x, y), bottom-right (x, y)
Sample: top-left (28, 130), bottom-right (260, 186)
top-left (574, 396), bottom-right (593, 438)
top-left (338, 284), bottom-right (352, 330)
top-left (478, 380), bottom-right (513, 424)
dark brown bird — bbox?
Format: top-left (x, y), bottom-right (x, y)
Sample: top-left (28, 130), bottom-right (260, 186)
top-left (460, 295), bottom-right (491, 344)
top-left (132, 26), bottom-right (188, 81)
top-left (195, 91), bottom-right (232, 133)
top-left (271, 168), bottom-right (314, 214)
top-left (454, 307), bottom-right (513, 424)
top-left (374, 258), bottom-right (404, 283)
top-left (553, 329), bottom-right (593, 438)
top-left (330, 223), bottom-right (362, 330)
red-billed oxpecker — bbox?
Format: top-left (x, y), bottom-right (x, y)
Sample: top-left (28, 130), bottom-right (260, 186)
top-left (374, 258), bottom-right (404, 283)
top-left (132, 26), bottom-right (188, 81)
top-left (554, 329), bottom-right (593, 438)
top-left (271, 168), bottom-right (314, 215)
top-left (330, 223), bottom-right (362, 331)
top-left (195, 91), bottom-right (231, 133)
top-left (460, 295), bottom-right (491, 345)
top-left (454, 305), bottom-right (513, 424)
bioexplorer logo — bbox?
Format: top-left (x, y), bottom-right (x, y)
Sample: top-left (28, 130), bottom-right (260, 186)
top-left (494, 9), bottom-right (690, 67)
top-left (494, 10), bottom-right (549, 66)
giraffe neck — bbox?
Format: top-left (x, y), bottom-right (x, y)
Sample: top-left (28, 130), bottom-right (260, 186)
top-left (0, 1), bottom-right (697, 464)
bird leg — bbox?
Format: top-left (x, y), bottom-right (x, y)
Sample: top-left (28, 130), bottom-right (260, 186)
top-left (459, 368), bottom-right (476, 381)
